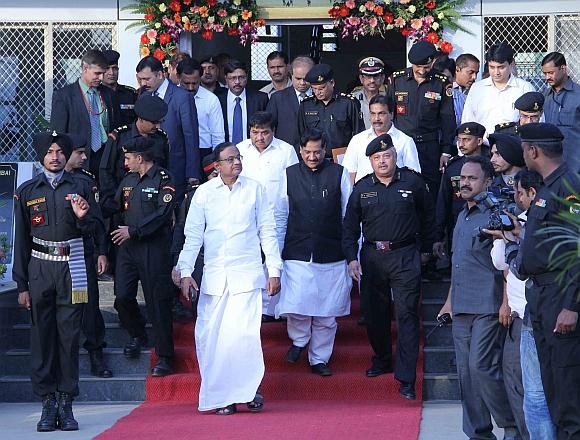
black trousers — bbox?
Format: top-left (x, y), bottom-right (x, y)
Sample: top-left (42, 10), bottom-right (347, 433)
top-left (88, 147), bottom-right (104, 183)
top-left (114, 236), bottom-right (174, 358)
top-left (81, 253), bottom-right (106, 352)
top-left (29, 258), bottom-right (82, 397)
top-left (359, 243), bottom-right (421, 383)
top-left (414, 140), bottom-right (441, 204)
top-left (530, 281), bottom-right (580, 440)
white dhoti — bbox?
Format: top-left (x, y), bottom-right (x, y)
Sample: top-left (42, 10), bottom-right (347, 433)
top-left (276, 259), bottom-right (352, 365)
top-left (195, 286), bottom-right (264, 411)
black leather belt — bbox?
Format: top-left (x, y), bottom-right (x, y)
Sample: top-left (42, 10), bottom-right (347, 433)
top-left (366, 238), bottom-right (416, 252)
top-left (32, 242), bottom-right (70, 257)
top-left (413, 132), bottom-right (439, 143)
top-left (530, 271), bottom-right (559, 286)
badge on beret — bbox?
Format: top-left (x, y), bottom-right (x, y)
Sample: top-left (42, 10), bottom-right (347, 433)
top-left (317, 75), bottom-right (324, 82)
top-left (163, 193), bottom-right (173, 203)
top-left (464, 127), bottom-right (470, 134)
top-left (533, 102), bottom-right (540, 111)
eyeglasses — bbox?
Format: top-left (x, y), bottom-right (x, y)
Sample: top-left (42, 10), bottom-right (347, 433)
top-left (217, 154), bottom-right (243, 164)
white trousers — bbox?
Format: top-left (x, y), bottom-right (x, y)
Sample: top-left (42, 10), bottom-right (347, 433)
top-left (286, 313), bottom-right (337, 365)
top-left (195, 287), bottom-right (264, 411)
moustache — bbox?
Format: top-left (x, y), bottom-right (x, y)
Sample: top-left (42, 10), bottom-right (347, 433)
top-left (460, 186), bottom-right (471, 191)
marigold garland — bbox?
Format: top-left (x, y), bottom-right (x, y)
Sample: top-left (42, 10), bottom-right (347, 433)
top-left (125, 0), bottom-right (265, 62)
top-left (328, 0), bottom-right (467, 54)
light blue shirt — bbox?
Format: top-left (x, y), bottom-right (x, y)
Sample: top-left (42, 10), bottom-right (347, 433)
top-left (194, 86), bottom-right (225, 149)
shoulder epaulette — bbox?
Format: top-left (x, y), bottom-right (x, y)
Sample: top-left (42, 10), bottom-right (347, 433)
top-left (302, 94), bottom-right (315, 102)
top-left (392, 69), bottom-right (406, 78)
top-left (159, 169), bottom-right (170, 180)
top-left (119, 84), bottom-right (137, 93)
top-left (80, 168), bottom-right (96, 180)
top-left (434, 73), bottom-right (448, 82)
top-left (446, 155), bottom-right (463, 166)
top-left (351, 86), bottom-right (363, 94)
top-left (402, 166), bottom-right (422, 176)
top-left (340, 92), bottom-right (356, 100)
top-left (156, 128), bottom-right (168, 137)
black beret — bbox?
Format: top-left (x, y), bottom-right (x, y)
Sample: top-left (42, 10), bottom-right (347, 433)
top-left (408, 41), bottom-right (437, 65)
top-left (102, 50), bottom-right (120, 66)
top-left (488, 133), bottom-right (525, 167)
top-left (366, 133), bottom-right (395, 157)
top-left (65, 133), bottom-right (87, 150)
top-left (358, 57), bottom-right (384, 75)
top-left (514, 92), bottom-right (544, 112)
top-left (34, 131), bottom-right (73, 162)
top-left (200, 56), bottom-right (217, 65)
top-left (135, 95), bottom-right (168, 122)
top-left (518, 122), bottom-right (564, 143)
top-left (456, 122), bottom-right (486, 137)
top-left (122, 136), bottom-right (155, 154)
top-left (494, 121), bottom-right (519, 135)
top-left (305, 64), bottom-right (334, 85)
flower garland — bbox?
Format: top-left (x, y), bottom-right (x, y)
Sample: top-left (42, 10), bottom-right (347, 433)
top-left (329, 0), bottom-right (467, 54)
top-left (125, 1), bottom-right (265, 62)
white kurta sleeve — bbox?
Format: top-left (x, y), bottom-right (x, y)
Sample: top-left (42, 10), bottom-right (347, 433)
top-left (402, 137), bottom-right (422, 173)
top-left (274, 170), bottom-right (289, 251)
top-left (208, 95), bottom-right (226, 148)
top-left (176, 188), bottom-right (206, 278)
top-left (256, 182), bottom-right (282, 278)
top-left (490, 239), bottom-right (509, 271)
top-left (340, 166), bottom-right (353, 218)
top-left (341, 137), bottom-right (359, 174)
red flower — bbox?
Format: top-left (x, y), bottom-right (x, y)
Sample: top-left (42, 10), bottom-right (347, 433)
top-left (174, 13), bottom-right (182, 23)
top-left (144, 13), bottom-right (155, 21)
top-left (374, 6), bottom-right (384, 16)
top-left (153, 49), bottom-right (166, 61)
top-left (201, 30), bottom-right (213, 40)
top-left (440, 40), bottom-right (453, 54)
top-left (170, 1), bottom-right (181, 12)
top-left (207, 0), bottom-right (218, 6)
top-left (400, 28), bottom-right (411, 37)
top-left (426, 32), bottom-right (439, 43)
top-left (339, 6), bottom-right (349, 17)
top-left (140, 34), bottom-right (150, 45)
top-left (329, 6), bottom-right (339, 18)
top-left (227, 27), bottom-right (239, 36)
top-left (159, 33), bottom-right (171, 45)
top-left (183, 0), bottom-right (192, 4)
top-left (425, 1), bottom-right (437, 9)
top-left (383, 12), bottom-right (394, 24)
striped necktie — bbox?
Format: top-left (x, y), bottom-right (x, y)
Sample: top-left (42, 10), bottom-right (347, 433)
top-left (88, 89), bottom-right (102, 152)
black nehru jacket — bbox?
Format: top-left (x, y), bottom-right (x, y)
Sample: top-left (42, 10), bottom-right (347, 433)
top-left (282, 160), bottom-right (345, 263)
top-left (342, 167), bottom-right (434, 262)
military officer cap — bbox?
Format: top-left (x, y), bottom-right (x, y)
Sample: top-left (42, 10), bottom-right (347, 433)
top-left (202, 155), bottom-right (217, 177)
top-left (488, 133), bottom-right (525, 167)
top-left (305, 64), bottom-right (334, 85)
top-left (65, 133), bottom-right (87, 150)
top-left (408, 41), bottom-right (437, 65)
top-left (366, 133), bottom-right (395, 156)
top-left (456, 122), bottom-right (486, 137)
top-left (33, 131), bottom-right (73, 162)
top-left (494, 121), bottom-right (518, 135)
top-left (514, 92), bottom-right (545, 112)
top-left (134, 95), bottom-right (168, 122)
top-left (122, 136), bottom-right (155, 154)
top-left (200, 56), bottom-right (217, 65)
top-left (102, 50), bottom-right (120, 66)
top-left (358, 57), bottom-right (384, 75)
top-left (518, 122), bottom-right (564, 143)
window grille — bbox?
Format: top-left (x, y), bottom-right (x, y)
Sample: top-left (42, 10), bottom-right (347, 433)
top-left (251, 25), bottom-right (282, 81)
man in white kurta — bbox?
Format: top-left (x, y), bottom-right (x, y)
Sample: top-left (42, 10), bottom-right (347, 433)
top-left (177, 143), bottom-right (282, 413)
top-left (275, 128), bottom-right (352, 376)
top-left (342, 94), bottom-right (420, 184)
top-left (237, 111), bottom-right (299, 319)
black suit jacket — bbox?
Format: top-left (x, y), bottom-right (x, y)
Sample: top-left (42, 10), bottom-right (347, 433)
top-left (50, 79), bottom-right (121, 164)
top-left (219, 89), bottom-right (269, 142)
top-left (266, 86), bottom-right (300, 149)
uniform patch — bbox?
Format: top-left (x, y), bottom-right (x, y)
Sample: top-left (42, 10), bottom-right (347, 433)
top-left (361, 191), bottom-right (378, 199)
top-left (31, 214), bottom-right (45, 225)
top-left (162, 185), bottom-right (176, 192)
top-left (535, 198), bottom-right (547, 208)
top-left (566, 195), bottom-right (580, 214)
top-left (396, 104), bottom-right (406, 115)
top-left (398, 189), bottom-right (413, 198)
top-left (26, 197), bottom-right (46, 206)
top-left (445, 84), bottom-right (453, 97)
top-left (395, 91), bottom-right (408, 103)
top-left (424, 91), bottom-right (441, 101)
top-left (163, 194), bottom-right (173, 203)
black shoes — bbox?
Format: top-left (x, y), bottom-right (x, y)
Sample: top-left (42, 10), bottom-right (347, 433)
top-left (399, 381), bottom-right (416, 400)
top-left (365, 364), bottom-right (393, 377)
top-left (37, 393), bottom-right (58, 432)
top-left (123, 335), bottom-right (147, 358)
top-left (151, 356), bottom-right (173, 377)
top-left (311, 363), bottom-right (332, 376)
top-left (286, 345), bottom-right (304, 363)
top-left (89, 349), bottom-right (113, 378)
top-left (58, 393), bottom-right (79, 431)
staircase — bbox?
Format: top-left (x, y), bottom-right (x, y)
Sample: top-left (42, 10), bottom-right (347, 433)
top-left (0, 282), bottom-right (151, 402)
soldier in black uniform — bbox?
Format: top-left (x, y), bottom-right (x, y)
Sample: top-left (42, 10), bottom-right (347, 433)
top-left (64, 134), bottom-right (112, 378)
top-left (488, 132), bottom-right (524, 200)
top-left (111, 137), bottom-right (177, 376)
top-left (433, 122), bottom-right (487, 259)
top-left (342, 134), bottom-right (434, 400)
top-left (298, 64), bottom-right (364, 158)
top-left (99, 95), bottom-right (169, 214)
top-left (102, 50), bottom-right (138, 126)
top-left (388, 41), bottom-right (456, 199)
top-left (514, 91), bottom-right (544, 126)
top-left (13, 131), bottom-right (101, 432)
top-left (515, 123), bottom-right (580, 439)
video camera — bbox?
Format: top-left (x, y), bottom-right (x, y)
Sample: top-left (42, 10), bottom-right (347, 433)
top-left (474, 191), bottom-right (516, 239)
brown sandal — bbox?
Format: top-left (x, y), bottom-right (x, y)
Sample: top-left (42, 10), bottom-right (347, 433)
top-left (247, 392), bottom-right (264, 412)
top-left (215, 404), bottom-right (237, 415)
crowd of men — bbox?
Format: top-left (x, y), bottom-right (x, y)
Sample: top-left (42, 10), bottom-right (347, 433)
top-left (12, 41), bottom-right (579, 438)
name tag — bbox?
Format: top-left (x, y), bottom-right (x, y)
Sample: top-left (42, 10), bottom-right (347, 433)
top-left (305, 111), bottom-right (318, 116)
top-left (361, 191), bottom-right (377, 199)
top-left (142, 187), bottom-right (158, 194)
top-left (120, 104), bottom-right (135, 109)
top-left (27, 197), bottom-right (46, 206)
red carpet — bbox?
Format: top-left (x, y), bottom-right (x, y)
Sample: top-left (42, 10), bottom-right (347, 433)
top-left (97, 296), bottom-right (423, 439)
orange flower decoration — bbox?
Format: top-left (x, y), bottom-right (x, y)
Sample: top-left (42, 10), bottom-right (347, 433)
top-left (153, 48), bottom-right (166, 61)
top-left (374, 6), bottom-right (384, 16)
top-left (140, 47), bottom-right (151, 57)
top-left (241, 10), bottom-right (252, 20)
top-left (199, 6), bottom-right (209, 17)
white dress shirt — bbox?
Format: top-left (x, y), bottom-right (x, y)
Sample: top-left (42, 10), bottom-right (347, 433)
top-left (461, 75), bottom-right (536, 135)
top-left (154, 78), bottom-right (170, 99)
top-left (259, 78), bottom-right (292, 98)
top-left (227, 89), bottom-right (248, 142)
top-left (342, 125), bottom-right (421, 182)
top-left (295, 87), bottom-right (312, 102)
top-left (194, 86), bottom-right (225, 148)
top-left (177, 175), bottom-right (282, 295)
